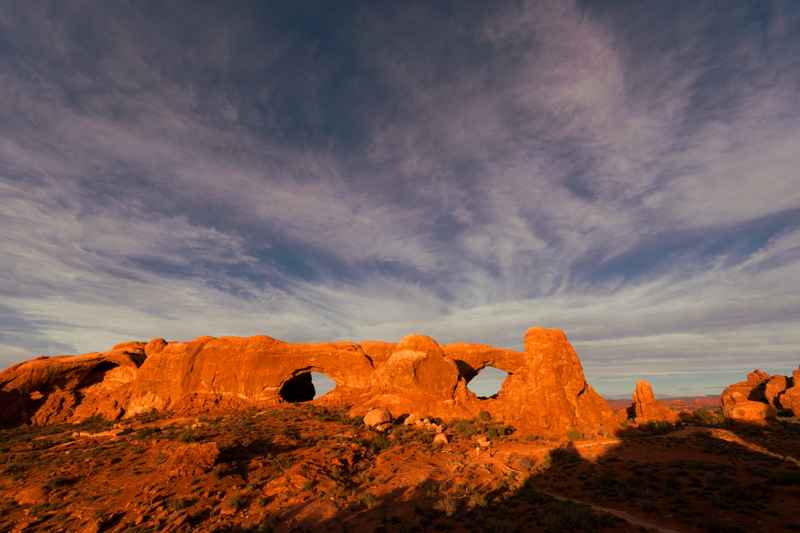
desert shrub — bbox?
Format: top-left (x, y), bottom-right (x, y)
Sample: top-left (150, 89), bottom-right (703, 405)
top-left (45, 476), bottom-right (78, 490)
top-left (360, 493), bottom-right (378, 509)
top-left (132, 427), bottom-right (162, 440)
top-left (683, 408), bottom-right (726, 427)
top-left (169, 497), bottom-right (195, 511)
top-left (4, 458), bottom-right (33, 479)
top-left (73, 415), bottom-right (114, 432)
top-left (637, 421), bottom-right (677, 435)
top-left (391, 425), bottom-right (435, 446)
top-left (548, 446), bottom-right (580, 466)
top-left (371, 433), bottom-right (392, 452)
top-left (705, 520), bottom-right (746, 533)
top-left (566, 428), bottom-right (584, 442)
top-left (133, 409), bottom-right (163, 424)
top-left (222, 494), bottom-right (245, 512)
top-left (433, 494), bottom-right (458, 517)
top-left (177, 430), bottom-right (199, 443)
top-left (451, 419), bottom-right (480, 438)
top-left (211, 464), bottom-right (228, 480)
top-left (768, 470), bottom-right (800, 486)
top-left (478, 410), bottom-right (492, 421)
top-left (308, 406), bottom-right (362, 426)
top-left (450, 417), bottom-right (514, 441)
top-left (30, 502), bottom-right (66, 517)
top-left (467, 492), bottom-right (488, 508)
top-left (30, 438), bottom-right (59, 450)
top-left (541, 500), bottom-right (618, 532)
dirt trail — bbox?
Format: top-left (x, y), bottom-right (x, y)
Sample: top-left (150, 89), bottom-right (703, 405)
top-left (537, 489), bottom-right (686, 533)
top-left (670, 427), bottom-right (800, 466)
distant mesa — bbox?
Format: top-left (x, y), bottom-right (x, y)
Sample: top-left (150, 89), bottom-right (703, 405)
top-left (0, 327), bottom-right (618, 439)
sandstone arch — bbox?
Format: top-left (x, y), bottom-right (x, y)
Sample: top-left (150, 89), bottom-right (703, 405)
top-left (277, 368), bottom-right (337, 403)
top-left (466, 366), bottom-right (509, 399)
top-left (1, 326), bottom-right (620, 438)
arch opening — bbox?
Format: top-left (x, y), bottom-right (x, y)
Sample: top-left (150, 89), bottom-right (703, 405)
top-left (279, 371), bottom-right (336, 403)
top-left (467, 366), bottom-right (509, 399)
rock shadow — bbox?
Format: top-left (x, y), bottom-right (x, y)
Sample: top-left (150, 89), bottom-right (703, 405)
top-left (291, 419), bottom-right (800, 532)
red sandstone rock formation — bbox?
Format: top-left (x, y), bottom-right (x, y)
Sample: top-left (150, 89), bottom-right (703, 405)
top-left (0, 326), bottom-right (616, 438)
top-left (780, 366), bottom-right (800, 414)
top-left (720, 367), bottom-right (800, 422)
top-left (629, 380), bottom-right (679, 423)
top-left (764, 375), bottom-right (788, 408)
top-left (0, 342), bottom-right (145, 427)
top-left (442, 327), bottom-right (617, 437)
top-left (747, 369), bottom-right (769, 387)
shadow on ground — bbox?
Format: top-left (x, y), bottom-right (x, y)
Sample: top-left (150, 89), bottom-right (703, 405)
top-left (292, 417), bottom-right (800, 533)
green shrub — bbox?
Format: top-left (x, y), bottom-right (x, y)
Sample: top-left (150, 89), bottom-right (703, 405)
top-left (637, 421), bottom-right (676, 435)
top-left (566, 428), bottom-right (584, 442)
top-left (45, 476), bottom-right (77, 490)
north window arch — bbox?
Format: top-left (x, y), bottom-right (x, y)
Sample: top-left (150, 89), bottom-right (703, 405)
top-left (279, 370), bottom-right (336, 402)
top-left (466, 366), bottom-right (509, 399)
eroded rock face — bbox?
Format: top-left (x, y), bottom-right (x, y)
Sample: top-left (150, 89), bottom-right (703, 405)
top-left (0, 344), bottom-right (145, 427)
top-left (630, 380), bottom-right (679, 424)
top-left (747, 369), bottom-right (769, 387)
top-left (764, 375), bottom-right (789, 408)
top-left (782, 385), bottom-right (800, 415)
top-left (721, 368), bottom-right (798, 422)
top-left (126, 335), bottom-right (376, 416)
top-left (728, 400), bottom-right (777, 424)
top-left (441, 328), bottom-right (617, 437)
top-left (1, 326), bottom-right (616, 438)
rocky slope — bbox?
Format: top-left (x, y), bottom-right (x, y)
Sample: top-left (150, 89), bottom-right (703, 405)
top-left (2, 403), bottom-right (800, 532)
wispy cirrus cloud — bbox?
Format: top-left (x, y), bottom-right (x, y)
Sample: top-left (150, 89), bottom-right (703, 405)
top-left (0, 0), bottom-right (798, 397)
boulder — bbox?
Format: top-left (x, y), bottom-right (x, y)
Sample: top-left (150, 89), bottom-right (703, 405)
top-left (166, 442), bottom-right (220, 477)
top-left (722, 368), bottom-right (799, 422)
top-left (781, 386), bottom-right (800, 415)
top-left (721, 382), bottom-right (753, 418)
top-left (433, 432), bottom-right (449, 446)
top-left (15, 485), bottom-right (48, 506)
top-left (374, 335), bottom-right (460, 399)
top-left (764, 375), bottom-right (789, 408)
top-left (747, 369), bottom-right (769, 387)
top-left (727, 400), bottom-right (776, 424)
top-left (630, 380), bottom-right (679, 423)
top-left (363, 408), bottom-right (392, 430)
top-left (404, 413), bottom-right (420, 426)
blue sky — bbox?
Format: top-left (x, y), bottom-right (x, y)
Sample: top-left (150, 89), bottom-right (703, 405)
top-left (1, 1), bottom-right (799, 398)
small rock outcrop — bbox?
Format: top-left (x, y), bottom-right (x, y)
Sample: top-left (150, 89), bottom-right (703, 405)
top-left (765, 375), bottom-right (788, 408)
top-left (629, 380), bottom-right (679, 424)
top-left (721, 367), bottom-right (799, 423)
top-left (0, 344), bottom-right (145, 427)
top-left (363, 408), bottom-right (393, 431)
top-left (0, 326), bottom-right (618, 439)
top-left (780, 367), bottom-right (800, 414)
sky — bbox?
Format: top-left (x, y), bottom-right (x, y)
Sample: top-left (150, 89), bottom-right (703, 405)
top-left (1, 1), bottom-right (799, 398)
